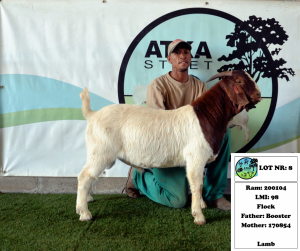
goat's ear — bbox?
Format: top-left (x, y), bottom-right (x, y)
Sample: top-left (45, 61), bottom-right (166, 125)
top-left (220, 78), bottom-right (249, 106)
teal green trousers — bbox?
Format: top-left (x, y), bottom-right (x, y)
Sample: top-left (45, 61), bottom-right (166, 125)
top-left (133, 128), bottom-right (231, 208)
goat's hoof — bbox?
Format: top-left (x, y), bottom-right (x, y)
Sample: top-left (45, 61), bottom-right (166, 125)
top-left (79, 211), bottom-right (92, 221)
top-left (194, 220), bottom-right (206, 225)
top-left (80, 217), bottom-right (92, 222)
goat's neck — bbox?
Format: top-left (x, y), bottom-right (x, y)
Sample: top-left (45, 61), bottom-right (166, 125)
top-left (192, 84), bottom-right (237, 126)
top-left (191, 84), bottom-right (237, 155)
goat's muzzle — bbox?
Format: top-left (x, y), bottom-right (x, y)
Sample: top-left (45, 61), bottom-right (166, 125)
top-left (246, 90), bottom-right (262, 111)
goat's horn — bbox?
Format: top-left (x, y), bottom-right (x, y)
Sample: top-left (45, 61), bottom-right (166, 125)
top-left (206, 71), bottom-right (233, 83)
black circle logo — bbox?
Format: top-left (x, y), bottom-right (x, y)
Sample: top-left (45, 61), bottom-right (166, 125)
top-left (118, 8), bottom-right (278, 153)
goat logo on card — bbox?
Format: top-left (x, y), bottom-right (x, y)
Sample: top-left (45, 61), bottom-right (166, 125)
top-left (118, 8), bottom-right (294, 154)
top-left (235, 157), bottom-right (258, 180)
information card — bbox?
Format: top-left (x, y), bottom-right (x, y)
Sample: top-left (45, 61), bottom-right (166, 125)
top-left (231, 153), bottom-right (299, 250)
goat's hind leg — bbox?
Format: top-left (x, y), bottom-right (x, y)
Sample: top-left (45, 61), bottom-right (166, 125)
top-left (76, 159), bottom-right (114, 221)
top-left (76, 164), bottom-right (97, 221)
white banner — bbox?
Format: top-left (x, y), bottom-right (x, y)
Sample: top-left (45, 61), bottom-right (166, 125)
top-left (0, 0), bottom-right (299, 176)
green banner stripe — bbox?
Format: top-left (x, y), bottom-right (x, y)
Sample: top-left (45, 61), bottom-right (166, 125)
top-left (248, 135), bottom-right (300, 153)
top-left (2, 108), bottom-right (299, 154)
top-left (0, 108), bottom-right (85, 128)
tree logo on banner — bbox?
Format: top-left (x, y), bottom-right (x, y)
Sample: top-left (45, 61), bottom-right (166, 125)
top-left (118, 8), bottom-right (294, 154)
top-left (218, 15), bottom-right (295, 83)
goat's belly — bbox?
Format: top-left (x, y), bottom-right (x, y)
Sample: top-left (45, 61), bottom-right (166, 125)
top-left (118, 152), bottom-right (186, 169)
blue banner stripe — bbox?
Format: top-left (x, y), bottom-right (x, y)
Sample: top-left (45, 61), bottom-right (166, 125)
top-left (0, 74), bottom-right (114, 114)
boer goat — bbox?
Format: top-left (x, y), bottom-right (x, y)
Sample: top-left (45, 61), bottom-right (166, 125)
top-left (76, 70), bottom-right (262, 225)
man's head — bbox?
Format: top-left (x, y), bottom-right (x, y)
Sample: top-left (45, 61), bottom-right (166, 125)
top-left (167, 39), bottom-right (192, 73)
top-left (167, 39), bottom-right (192, 56)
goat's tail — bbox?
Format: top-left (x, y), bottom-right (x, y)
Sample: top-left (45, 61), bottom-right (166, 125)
top-left (80, 87), bottom-right (95, 120)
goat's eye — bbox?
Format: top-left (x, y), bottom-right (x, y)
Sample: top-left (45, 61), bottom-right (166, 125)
top-left (237, 81), bottom-right (242, 83)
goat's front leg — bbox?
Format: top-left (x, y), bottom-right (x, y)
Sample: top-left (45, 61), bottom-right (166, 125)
top-left (186, 159), bottom-right (207, 225)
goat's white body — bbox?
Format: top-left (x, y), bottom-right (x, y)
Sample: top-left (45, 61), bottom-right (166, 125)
top-left (86, 104), bottom-right (212, 171)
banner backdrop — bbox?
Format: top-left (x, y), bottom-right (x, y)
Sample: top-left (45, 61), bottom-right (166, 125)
top-left (0, 0), bottom-right (299, 177)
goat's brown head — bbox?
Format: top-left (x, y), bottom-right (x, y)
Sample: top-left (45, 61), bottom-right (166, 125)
top-left (206, 70), bottom-right (262, 112)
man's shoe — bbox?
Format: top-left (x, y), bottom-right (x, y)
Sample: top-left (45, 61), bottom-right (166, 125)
top-left (125, 167), bottom-right (142, 198)
top-left (207, 196), bottom-right (231, 211)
